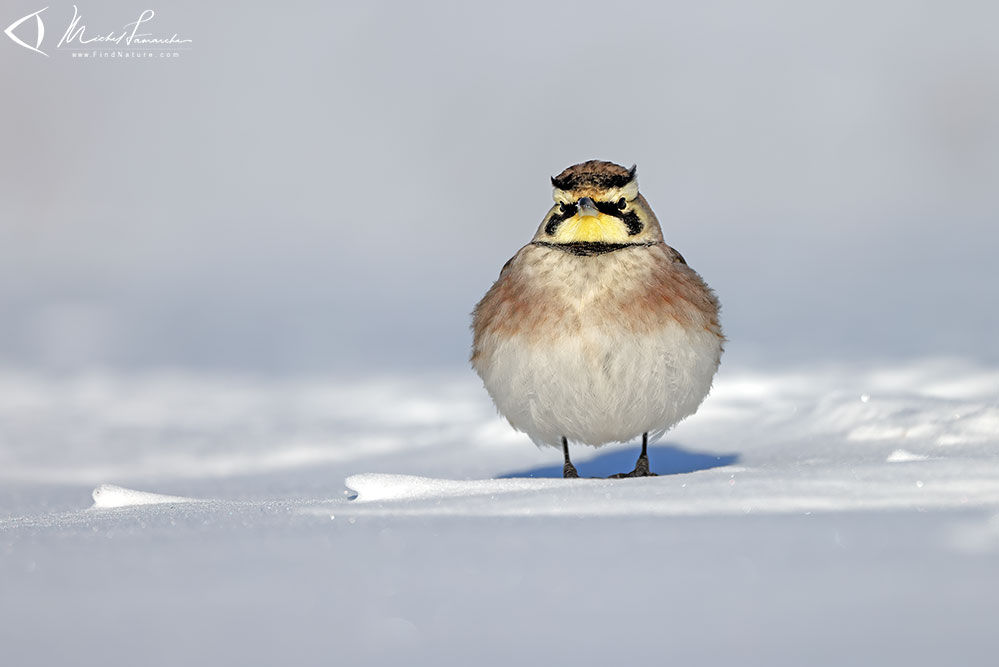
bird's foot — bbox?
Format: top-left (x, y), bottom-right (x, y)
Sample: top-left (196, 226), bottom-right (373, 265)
top-left (608, 455), bottom-right (657, 479)
top-left (563, 462), bottom-right (579, 479)
top-left (608, 469), bottom-right (659, 479)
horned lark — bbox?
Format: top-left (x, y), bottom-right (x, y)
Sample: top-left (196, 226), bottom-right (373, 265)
top-left (472, 160), bottom-right (723, 478)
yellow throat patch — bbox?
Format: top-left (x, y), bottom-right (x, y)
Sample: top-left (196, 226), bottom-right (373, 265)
top-left (548, 212), bottom-right (632, 244)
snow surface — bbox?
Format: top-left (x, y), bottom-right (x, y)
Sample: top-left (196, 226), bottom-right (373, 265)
top-left (91, 484), bottom-right (197, 509)
top-left (2, 359), bottom-right (999, 665)
top-left (3, 3), bottom-right (996, 664)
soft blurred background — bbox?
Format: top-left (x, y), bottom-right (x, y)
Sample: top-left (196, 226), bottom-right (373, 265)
top-left (2, 0), bottom-right (996, 377)
top-left (3, 3), bottom-right (999, 666)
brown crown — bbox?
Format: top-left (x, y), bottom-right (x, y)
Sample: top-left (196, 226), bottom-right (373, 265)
top-left (550, 160), bottom-right (637, 191)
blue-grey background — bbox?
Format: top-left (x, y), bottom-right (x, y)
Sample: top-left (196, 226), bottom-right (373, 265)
top-left (2, 0), bottom-right (997, 374)
top-left (3, 6), bottom-right (999, 667)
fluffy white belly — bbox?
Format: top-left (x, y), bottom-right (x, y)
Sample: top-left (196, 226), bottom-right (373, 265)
top-left (477, 321), bottom-right (722, 448)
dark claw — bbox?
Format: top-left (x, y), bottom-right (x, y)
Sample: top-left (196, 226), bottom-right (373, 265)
top-left (607, 469), bottom-right (658, 479)
top-left (608, 433), bottom-right (657, 479)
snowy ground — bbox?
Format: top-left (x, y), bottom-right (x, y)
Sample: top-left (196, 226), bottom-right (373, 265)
top-left (2, 359), bottom-right (999, 665)
top-left (4, 2), bottom-right (997, 664)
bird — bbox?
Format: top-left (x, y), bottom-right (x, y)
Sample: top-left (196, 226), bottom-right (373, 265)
top-left (471, 160), bottom-right (724, 479)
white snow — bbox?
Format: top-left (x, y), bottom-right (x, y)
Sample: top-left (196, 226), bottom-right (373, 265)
top-left (340, 461), bottom-right (999, 517)
top-left (3, 2), bottom-right (997, 663)
top-left (886, 449), bottom-right (932, 463)
top-left (345, 473), bottom-right (569, 503)
top-left (91, 484), bottom-right (196, 509)
top-left (2, 359), bottom-right (998, 666)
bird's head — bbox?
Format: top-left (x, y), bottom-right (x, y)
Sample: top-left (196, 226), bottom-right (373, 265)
top-left (533, 160), bottom-right (663, 245)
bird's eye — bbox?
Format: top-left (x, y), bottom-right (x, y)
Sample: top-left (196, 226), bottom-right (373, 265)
top-left (617, 198), bottom-right (626, 210)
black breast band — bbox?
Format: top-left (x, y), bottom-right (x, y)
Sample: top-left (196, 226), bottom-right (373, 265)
top-left (531, 241), bottom-right (661, 257)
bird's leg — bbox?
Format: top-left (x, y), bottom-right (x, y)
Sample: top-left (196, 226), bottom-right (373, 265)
top-left (562, 437), bottom-right (579, 479)
top-left (634, 432), bottom-right (653, 476)
top-left (609, 433), bottom-right (658, 479)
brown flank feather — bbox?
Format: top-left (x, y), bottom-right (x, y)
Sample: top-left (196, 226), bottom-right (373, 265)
top-left (471, 244), bottom-right (722, 363)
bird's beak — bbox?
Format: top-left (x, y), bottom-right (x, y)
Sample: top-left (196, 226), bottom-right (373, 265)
top-left (576, 197), bottom-right (600, 218)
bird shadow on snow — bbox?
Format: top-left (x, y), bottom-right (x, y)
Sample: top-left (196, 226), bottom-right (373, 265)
top-left (500, 443), bottom-right (739, 479)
